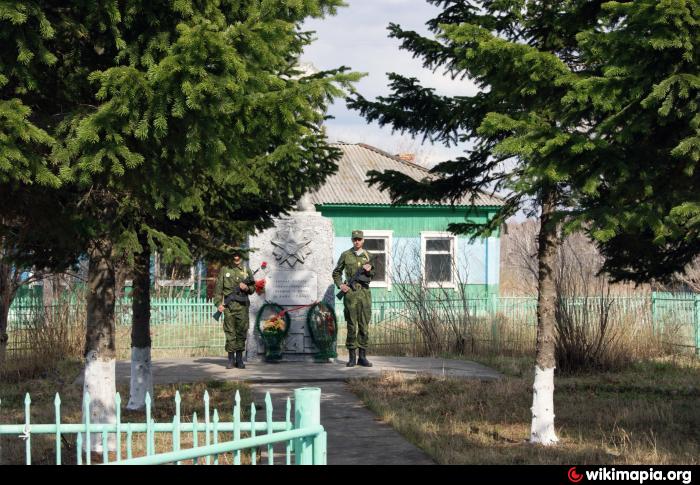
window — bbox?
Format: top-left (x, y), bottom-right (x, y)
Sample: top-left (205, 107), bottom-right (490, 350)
top-left (361, 230), bottom-right (392, 290)
top-left (154, 253), bottom-right (195, 287)
top-left (421, 232), bottom-right (456, 288)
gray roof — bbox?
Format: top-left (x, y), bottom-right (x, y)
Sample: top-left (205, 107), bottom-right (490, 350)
top-left (307, 143), bottom-right (504, 207)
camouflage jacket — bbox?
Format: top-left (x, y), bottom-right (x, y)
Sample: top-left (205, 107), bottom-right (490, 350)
top-left (332, 248), bottom-right (375, 289)
top-left (213, 264), bottom-right (255, 306)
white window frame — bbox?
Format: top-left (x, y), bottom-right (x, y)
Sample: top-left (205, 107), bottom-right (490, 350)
top-left (361, 230), bottom-right (393, 291)
top-left (154, 252), bottom-right (195, 288)
top-left (420, 231), bottom-right (457, 289)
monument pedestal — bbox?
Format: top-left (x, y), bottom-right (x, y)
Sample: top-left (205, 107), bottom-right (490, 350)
top-left (246, 210), bottom-right (335, 362)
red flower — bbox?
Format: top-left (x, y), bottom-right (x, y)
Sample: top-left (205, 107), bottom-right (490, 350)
top-left (255, 279), bottom-right (266, 294)
top-left (261, 261), bottom-right (268, 269)
top-left (325, 314), bottom-right (335, 335)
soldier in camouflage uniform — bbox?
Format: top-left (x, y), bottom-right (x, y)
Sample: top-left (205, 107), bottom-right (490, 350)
top-left (214, 249), bottom-right (255, 369)
top-left (332, 230), bottom-right (375, 367)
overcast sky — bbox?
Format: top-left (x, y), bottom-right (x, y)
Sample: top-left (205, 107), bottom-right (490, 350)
top-left (302, 0), bottom-right (479, 168)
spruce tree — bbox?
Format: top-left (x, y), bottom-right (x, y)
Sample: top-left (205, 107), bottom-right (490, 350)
top-left (566, 0), bottom-right (700, 283)
top-left (0, 2), bottom-right (77, 362)
top-left (348, 1), bottom-right (605, 445)
top-left (2, 0), bottom-right (357, 445)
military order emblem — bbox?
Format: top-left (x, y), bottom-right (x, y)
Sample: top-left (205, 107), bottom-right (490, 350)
top-left (271, 226), bottom-right (312, 268)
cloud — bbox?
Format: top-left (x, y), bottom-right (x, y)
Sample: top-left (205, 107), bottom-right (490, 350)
top-left (304, 0), bottom-right (477, 98)
top-left (302, 0), bottom-right (479, 167)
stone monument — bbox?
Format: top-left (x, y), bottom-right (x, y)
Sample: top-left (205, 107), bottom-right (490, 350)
top-left (246, 194), bottom-right (336, 362)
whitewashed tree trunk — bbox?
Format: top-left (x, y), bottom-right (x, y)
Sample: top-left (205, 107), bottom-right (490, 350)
top-left (82, 238), bottom-right (117, 452)
top-left (127, 346), bottom-right (153, 410)
top-left (127, 233), bottom-right (152, 410)
top-left (530, 366), bottom-right (558, 444)
top-left (529, 191), bottom-right (559, 446)
top-left (83, 350), bottom-right (116, 452)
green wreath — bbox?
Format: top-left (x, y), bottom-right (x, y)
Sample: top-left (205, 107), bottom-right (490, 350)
top-left (255, 303), bottom-right (291, 361)
top-left (306, 301), bottom-right (338, 361)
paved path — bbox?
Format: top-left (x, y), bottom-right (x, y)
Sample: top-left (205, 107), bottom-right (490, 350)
top-left (109, 355), bottom-right (501, 385)
top-left (249, 381), bottom-right (436, 465)
top-left (77, 356), bottom-right (500, 465)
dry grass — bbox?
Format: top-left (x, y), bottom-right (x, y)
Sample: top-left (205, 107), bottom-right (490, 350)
top-left (0, 361), bottom-right (257, 465)
top-left (347, 356), bottom-right (700, 465)
top-left (359, 306), bottom-right (669, 373)
top-left (1, 306), bottom-right (84, 383)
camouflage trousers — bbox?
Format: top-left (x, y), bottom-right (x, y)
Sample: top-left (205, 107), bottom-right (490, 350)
top-left (223, 301), bottom-right (249, 352)
top-left (344, 287), bottom-right (371, 350)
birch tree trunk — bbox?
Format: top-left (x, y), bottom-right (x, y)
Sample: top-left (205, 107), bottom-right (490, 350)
top-left (127, 235), bottom-right (153, 411)
top-left (82, 238), bottom-right (117, 452)
top-left (530, 190), bottom-right (560, 445)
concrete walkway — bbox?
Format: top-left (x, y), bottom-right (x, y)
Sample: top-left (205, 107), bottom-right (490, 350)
top-left (110, 355), bottom-right (502, 385)
top-left (249, 381), bottom-right (436, 465)
top-left (79, 356), bottom-right (500, 465)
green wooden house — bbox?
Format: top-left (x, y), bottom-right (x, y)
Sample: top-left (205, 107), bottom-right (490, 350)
top-left (306, 143), bottom-right (504, 302)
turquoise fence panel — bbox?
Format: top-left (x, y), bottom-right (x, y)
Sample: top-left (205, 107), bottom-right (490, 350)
top-left (651, 292), bottom-right (698, 352)
top-left (0, 387), bottom-right (325, 465)
top-left (6, 292), bottom-right (700, 356)
top-left (106, 426), bottom-right (325, 465)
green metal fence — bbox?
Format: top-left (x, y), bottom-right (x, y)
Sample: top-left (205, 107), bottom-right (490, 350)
top-left (0, 387), bottom-right (326, 465)
top-left (6, 292), bottom-right (700, 356)
top-left (6, 296), bottom-right (223, 357)
top-left (338, 292), bottom-right (698, 355)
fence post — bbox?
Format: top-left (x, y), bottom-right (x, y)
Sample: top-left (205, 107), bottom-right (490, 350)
top-left (695, 296), bottom-right (700, 357)
top-left (313, 431), bottom-right (327, 465)
top-left (651, 292), bottom-right (657, 337)
top-left (24, 393), bottom-right (31, 465)
top-left (293, 387), bottom-right (321, 465)
top-left (488, 293), bottom-right (498, 349)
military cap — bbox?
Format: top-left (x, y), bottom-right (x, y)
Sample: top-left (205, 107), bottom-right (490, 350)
top-left (351, 230), bottom-right (364, 239)
top-left (226, 245), bottom-right (250, 259)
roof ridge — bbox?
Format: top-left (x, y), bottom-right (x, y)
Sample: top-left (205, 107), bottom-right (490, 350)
top-left (330, 141), bottom-right (431, 173)
top-left (356, 143), bottom-right (431, 173)
top-left (326, 141), bottom-right (505, 206)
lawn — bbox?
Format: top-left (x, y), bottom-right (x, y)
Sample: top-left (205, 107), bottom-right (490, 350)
top-left (347, 355), bottom-right (700, 464)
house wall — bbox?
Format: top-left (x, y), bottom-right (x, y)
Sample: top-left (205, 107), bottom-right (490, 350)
top-left (318, 204), bottom-right (501, 302)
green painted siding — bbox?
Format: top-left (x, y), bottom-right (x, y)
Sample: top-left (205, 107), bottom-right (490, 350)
top-left (322, 203), bottom-right (501, 291)
top-left (317, 205), bottom-right (500, 238)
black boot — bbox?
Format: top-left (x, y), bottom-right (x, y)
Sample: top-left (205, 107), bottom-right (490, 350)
top-left (226, 352), bottom-right (234, 369)
top-left (236, 351), bottom-right (246, 369)
top-left (346, 349), bottom-right (356, 367)
top-left (357, 348), bottom-right (373, 367)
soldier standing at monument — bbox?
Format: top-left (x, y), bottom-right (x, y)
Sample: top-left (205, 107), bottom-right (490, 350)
top-left (214, 248), bottom-right (255, 369)
top-left (332, 230), bottom-right (375, 367)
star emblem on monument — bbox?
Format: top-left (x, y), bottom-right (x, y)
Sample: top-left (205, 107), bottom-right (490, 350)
top-left (271, 227), bottom-right (312, 268)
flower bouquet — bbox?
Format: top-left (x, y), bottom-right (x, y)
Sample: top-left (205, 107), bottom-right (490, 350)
top-left (261, 314), bottom-right (286, 333)
top-left (255, 302), bottom-right (290, 361)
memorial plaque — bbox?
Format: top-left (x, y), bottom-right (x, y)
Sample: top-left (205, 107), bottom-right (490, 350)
top-left (266, 270), bottom-right (317, 305)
